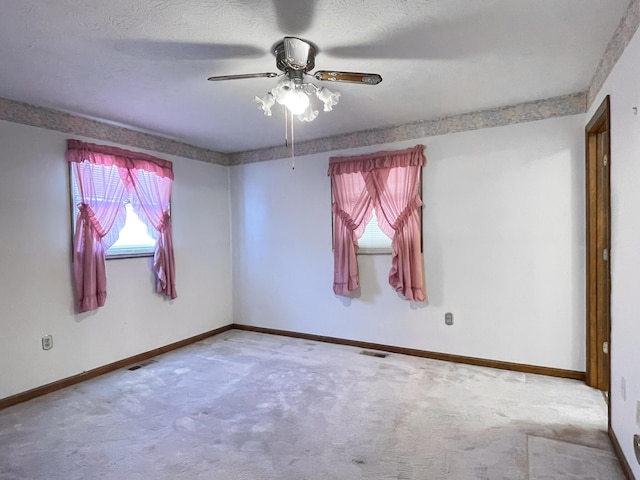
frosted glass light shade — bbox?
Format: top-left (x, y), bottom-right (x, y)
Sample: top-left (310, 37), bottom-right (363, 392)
top-left (316, 87), bottom-right (340, 111)
top-left (283, 89), bottom-right (310, 115)
top-left (271, 79), bottom-right (293, 104)
top-left (297, 104), bottom-right (318, 122)
top-left (254, 92), bottom-right (275, 116)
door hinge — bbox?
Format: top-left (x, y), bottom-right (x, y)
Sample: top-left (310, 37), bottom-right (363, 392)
top-left (603, 155), bottom-right (608, 166)
top-left (603, 248), bottom-right (609, 261)
top-left (603, 341), bottom-right (609, 354)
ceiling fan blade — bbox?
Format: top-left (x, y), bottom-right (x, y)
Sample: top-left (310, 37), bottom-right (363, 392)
top-left (113, 40), bottom-right (265, 61)
top-left (323, 21), bottom-right (485, 61)
top-left (314, 71), bottom-right (382, 85)
top-left (272, 0), bottom-right (316, 34)
top-left (207, 73), bottom-right (279, 81)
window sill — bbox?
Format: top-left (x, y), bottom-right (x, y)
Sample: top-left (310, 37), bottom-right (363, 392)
top-left (357, 249), bottom-right (392, 255)
top-left (106, 248), bottom-right (154, 260)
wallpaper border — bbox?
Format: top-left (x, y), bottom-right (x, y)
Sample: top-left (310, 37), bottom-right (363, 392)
top-left (587, 0), bottom-right (640, 108)
top-left (0, 97), bottom-right (230, 166)
top-left (1, 92), bottom-right (586, 167)
top-left (229, 92), bottom-right (587, 165)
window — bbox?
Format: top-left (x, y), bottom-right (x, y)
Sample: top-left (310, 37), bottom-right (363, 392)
top-left (67, 139), bottom-right (176, 312)
top-left (70, 167), bottom-right (158, 258)
top-left (328, 144), bottom-right (426, 301)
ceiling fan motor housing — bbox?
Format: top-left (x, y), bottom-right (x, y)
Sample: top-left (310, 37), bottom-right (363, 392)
top-left (274, 37), bottom-right (316, 73)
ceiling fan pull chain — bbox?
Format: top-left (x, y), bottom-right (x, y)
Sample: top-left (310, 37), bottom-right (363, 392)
top-left (291, 110), bottom-right (295, 170)
top-left (284, 108), bottom-right (289, 147)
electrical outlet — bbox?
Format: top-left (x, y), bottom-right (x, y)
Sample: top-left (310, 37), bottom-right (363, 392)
top-left (621, 376), bottom-right (627, 401)
top-left (445, 312), bottom-right (454, 326)
top-left (42, 335), bottom-right (53, 351)
top-left (636, 401), bottom-right (640, 428)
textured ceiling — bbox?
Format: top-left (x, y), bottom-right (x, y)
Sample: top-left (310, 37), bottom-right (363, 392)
top-left (0, 0), bottom-right (630, 153)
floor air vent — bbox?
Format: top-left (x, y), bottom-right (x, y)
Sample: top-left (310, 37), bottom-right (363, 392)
top-left (360, 350), bottom-right (388, 358)
top-left (127, 359), bottom-right (158, 371)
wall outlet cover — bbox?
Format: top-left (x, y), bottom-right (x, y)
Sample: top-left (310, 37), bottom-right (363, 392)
top-left (445, 313), bottom-right (454, 326)
top-left (42, 335), bottom-right (53, 351)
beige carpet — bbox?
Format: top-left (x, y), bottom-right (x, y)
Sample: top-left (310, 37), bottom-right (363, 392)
top-left (0, 330), bottom-right (624, 479)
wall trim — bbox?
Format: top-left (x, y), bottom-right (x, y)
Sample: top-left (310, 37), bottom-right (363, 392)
top-left (0, 324), bottom-right (590, 413)
top-left (609, 426), bottom-right (637, 480)
top-left (1, 91), bottom-right (586, 168)
top-left (0, 96), bottom-right (229, 166)
top-left (231, 324), bottom-right (586, 381)
top-left (229, 92), bottom-right (587, 165)
top-left (587, 0), bottom-right (640, 108)
top-left (0, 325), bottom-right (234, 411)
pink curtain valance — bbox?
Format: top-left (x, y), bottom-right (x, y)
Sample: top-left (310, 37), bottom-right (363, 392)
top-left (66, 139), bottom-right (174, 180)
top-left (327, 144), bottom-right (425, 176)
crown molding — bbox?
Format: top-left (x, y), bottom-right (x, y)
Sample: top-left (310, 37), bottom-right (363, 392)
top-left (0, 97), bottom-right (229, 166)
top-left (229, 92), bottom-right (587, 165)
top-left (587, 0), bottom-right (640, 108)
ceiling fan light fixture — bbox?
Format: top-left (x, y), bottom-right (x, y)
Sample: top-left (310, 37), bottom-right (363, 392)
top-left (267, 79), bottom-right (314, 116)
top-left (208, 38), bottom-right (381, 125)
top-left (258, 79), bottom-right (338, 119)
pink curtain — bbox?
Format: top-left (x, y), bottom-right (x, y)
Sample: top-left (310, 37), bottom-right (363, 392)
top-left (71, 161), bottom-right (127, 312)
top-left (328, 145), bottom-right (427, 301)
top-left (331, 171), bottom-right (375, 295)
top-left (67, 140), bottom-right (177, 312)
top-left (128, 168), bottom-right (177, 299)
top-left (373, 166), bottom-right (426, 301)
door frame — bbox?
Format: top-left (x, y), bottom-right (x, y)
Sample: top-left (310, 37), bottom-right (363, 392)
top-left (585, 95), bottom-right (611, 392)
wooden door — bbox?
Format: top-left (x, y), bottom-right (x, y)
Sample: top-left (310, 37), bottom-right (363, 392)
top-left (585, 96), bottom-right (611, 392)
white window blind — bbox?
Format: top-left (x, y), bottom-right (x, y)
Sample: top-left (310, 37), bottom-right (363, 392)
top-left (357, 209), bottom-right (392, 254)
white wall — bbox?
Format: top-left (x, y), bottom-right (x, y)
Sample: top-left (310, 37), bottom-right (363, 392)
top-left (587, 27), bottom-right (640, 477)
top-left (0, 120), bottom-right (233, 400)
top-left (231, 114), bottom-right (586, 372)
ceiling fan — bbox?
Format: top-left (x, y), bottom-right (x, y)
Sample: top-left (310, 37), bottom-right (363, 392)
top-left (207, 37), bottom-right (383, 122)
